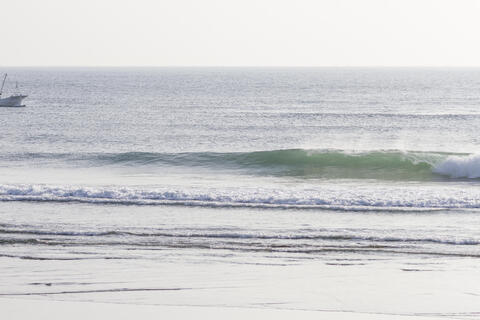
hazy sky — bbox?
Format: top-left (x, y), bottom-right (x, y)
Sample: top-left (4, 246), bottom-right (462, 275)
top-left (1, 0), bottom-right (480, 66)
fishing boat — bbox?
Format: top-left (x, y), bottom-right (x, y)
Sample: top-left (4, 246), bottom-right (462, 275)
top-left (0, 74), bottom-right (27, 107)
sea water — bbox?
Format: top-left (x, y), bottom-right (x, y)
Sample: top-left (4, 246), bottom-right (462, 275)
top-left (1, 67), bottom-right (480, 317)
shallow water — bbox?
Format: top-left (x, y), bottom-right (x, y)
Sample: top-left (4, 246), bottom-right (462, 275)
top-left (1, 202), bottom-right (480, 317)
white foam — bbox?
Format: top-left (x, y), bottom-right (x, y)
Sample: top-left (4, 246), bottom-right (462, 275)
top-left (433, 154), bottom-right (480, 178)
top-left (1, 183), bottom-right (480, 210)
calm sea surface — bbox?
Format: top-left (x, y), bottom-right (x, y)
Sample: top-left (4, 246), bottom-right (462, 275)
top-left (1, 67), bottom-right (480, 317)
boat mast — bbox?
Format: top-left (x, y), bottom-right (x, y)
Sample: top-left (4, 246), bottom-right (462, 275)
top-left (0, 74), bottom-right (7, 97)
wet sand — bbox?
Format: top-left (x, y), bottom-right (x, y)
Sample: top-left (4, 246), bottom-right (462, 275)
top-left (1, 298), bottom-right (453, 320)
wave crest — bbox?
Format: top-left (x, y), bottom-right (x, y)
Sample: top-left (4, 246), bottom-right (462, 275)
top-left (3, 149), bottom-right (480, 180)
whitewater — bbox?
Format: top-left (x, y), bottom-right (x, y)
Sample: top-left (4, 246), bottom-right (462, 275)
top-left (2, 149), bottom-right (480, 210)
top-left (1, 67), bottom-right (480, 318)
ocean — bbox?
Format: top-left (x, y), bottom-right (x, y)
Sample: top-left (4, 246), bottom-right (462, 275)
top-left (1, 67), bottom-right (480, 317)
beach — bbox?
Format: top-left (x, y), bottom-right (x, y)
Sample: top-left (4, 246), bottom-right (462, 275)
top-left (2, 298), bottom-right (459, 320)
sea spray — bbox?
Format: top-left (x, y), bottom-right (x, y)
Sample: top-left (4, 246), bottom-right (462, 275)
top-left (433, 154), bottom-right (480, 178)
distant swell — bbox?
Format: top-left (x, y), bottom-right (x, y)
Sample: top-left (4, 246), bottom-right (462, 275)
top-left (1, 183), bottom-right (480, 210)
top-left (3, 149), bottom-right (480, 180)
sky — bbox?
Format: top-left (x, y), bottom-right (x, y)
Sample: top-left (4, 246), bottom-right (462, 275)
top-left (1, 0), bottom-right (480, 66)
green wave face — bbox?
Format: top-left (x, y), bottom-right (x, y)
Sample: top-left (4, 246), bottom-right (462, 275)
top-left (100, 149), bottom-right (451, 181)
top-left (4, 149), bottom-right (462, 181)
top-left (230, 149), bottom-right (446, 180)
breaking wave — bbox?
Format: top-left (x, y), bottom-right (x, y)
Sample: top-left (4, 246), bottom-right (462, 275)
top-left (432, 153), bottom-right (480, 178)
top-left (4, 149), bottom-right (480, 180)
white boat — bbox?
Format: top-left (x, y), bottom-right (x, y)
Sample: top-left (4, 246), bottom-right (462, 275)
top-left (0, 74), bottom-right (27, 107)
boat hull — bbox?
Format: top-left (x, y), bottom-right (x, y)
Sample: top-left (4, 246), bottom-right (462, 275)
top-left (0, 95), bottom-right (27, 107)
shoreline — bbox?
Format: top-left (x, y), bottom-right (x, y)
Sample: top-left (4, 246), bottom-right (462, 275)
top-left (1, 298), bottom-right (454, 320)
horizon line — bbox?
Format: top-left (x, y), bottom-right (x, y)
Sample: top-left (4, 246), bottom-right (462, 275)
top-left (3, 65), bottom-right (480, 68)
